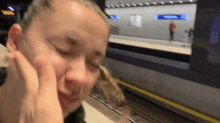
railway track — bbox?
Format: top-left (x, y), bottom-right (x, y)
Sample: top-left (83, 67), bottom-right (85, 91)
top-left (90, 89), bottom-right (164, 123)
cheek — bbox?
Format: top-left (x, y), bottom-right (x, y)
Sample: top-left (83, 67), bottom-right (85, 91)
top-left (18, 41), bottom-right (37, 64)
top-left (50, 55), bottom-right (67, 79)
top-left (83, 73), bottom-right (99, 94)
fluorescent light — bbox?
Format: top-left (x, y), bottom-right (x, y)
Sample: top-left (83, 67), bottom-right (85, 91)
top-left (116, 5), bottom-right (119, 7)
top-left (111, 5), bottom-right (114, 8)
top-left (127, 4), bottom-right (130, 7)
top-left (139, 3), bottom-right (143, 6)
top-left (179, 1), bottom-right (183, 3)
top-left (121, 4), bottom-right (125, 7)
top-left (146, 2), bottom-right (149, 5)
top-left (8, 6), bottom-right (14, 11)
top-left (106, 5), bottom-right (110, 8)
top-left (161, 2), bottom-right (165, 4)
top-left (153, 2), bottom-right (157, 5)
top-left (189, 0), bottom-right (193, 2)
top-left (133, 3), bottom-right (136, 6)
top-left (170, 1), bottom-right (173, 4)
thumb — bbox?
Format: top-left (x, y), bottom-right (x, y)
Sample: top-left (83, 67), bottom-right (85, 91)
top-left (34, 57), bottom-right (58, 100)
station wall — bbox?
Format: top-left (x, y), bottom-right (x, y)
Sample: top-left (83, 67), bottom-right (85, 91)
top-left (106, 4), bottom-right (197, 41)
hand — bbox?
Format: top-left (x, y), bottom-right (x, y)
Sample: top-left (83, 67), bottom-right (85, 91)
top-left (0, 51), bottom-right (63, 123)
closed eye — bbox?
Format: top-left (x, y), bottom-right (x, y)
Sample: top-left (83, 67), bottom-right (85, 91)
top-left (90, 63), bottom-right (99, 69)
top-left (86, 60), bottom-right (100, 70)
top-left (57, 49), bottom-right (71, 56)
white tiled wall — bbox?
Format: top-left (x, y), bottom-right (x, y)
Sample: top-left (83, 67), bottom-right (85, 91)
top-left (106, 4), bottom-right (197, 41)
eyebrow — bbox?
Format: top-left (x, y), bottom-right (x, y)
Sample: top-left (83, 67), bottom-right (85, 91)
top-left (62, 36), bottom-right (105, 58)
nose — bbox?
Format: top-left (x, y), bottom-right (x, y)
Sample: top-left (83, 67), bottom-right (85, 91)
top-left (64, 59), bottom-right (87, 92)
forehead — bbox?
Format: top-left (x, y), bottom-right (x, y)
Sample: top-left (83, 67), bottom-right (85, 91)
top-left (50, 0), bottom-right (108, 35)
top-left (33, 0), bottom-right (108, 51)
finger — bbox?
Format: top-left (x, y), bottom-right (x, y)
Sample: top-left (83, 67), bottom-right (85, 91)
top-left (5, 52), bottom-right (18, 79)
top-left (34, 56), bottom-right (58, 99)
top-left (13, 51), bottom-right (37, 77)
top-left (13, 51), bottom-right (38, 93)
top-left (34, 57), bottom-right (63, 121)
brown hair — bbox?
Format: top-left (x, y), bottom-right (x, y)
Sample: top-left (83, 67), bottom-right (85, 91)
top-left (96, 66), bottom-right (130, 122)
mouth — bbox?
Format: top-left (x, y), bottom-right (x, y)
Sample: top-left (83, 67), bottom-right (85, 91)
top-left (58, 91), bottom-right (80, 103)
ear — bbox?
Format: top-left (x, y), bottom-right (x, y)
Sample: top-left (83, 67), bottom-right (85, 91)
top-left (6, 23), bottom-right (22, 52)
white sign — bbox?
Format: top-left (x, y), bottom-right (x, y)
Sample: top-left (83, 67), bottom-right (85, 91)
top-left (130, 15), bottom-right (142, 27)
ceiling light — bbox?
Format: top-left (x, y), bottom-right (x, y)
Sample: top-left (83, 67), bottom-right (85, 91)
top-left (111, 5), bottom-right (114, 8)
top-left (179, 1), bottom-right (183, 3)
top-left (146, 2), bottom-right (149, 5)
top-left (189, 0), bottom-right (193, 2)
top-left (161, 2), bottom-right (165, 4)
top-left (169, 1), bottom-right (173, 4)
top-left (133, 3), bottom-right (136, 6)
top-left (139, 3), bottom-right (143, 6)
top-left (121, 4), bottom-right (125, 7)
top-left (116, 5), bottom-right (119, 7)
top-left (8, 6), bottom-right (14, 11)
top-left (127, 4), bottom-right (130, 7)
top-left (153, 2), bottom-right (157, 5)
top-left (106, 5), bottom-right (110, 8)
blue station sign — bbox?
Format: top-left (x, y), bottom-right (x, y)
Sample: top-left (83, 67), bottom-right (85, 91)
top-left (154, 14), bottom-right (189, 20)
top-left (108, 15), bottom-right (120, 20)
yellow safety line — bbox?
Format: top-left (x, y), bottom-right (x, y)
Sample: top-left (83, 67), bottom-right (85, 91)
top-left (115, 78), bottom-right (220, 123)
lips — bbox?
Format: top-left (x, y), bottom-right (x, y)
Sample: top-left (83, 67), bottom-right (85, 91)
top-left (58, 91), bottom-right (80, 103)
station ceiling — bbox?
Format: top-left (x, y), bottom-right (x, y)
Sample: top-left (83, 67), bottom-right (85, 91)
top-left (106, 0), bottom-right (197, 5)
top-left (0, 0), bottom-right (198, 11)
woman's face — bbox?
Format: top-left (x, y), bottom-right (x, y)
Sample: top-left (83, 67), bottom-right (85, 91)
top-left (12, 1), bottom-right (108, 118)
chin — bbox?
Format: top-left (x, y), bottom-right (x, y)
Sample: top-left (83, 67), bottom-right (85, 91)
top-left (63, 107), bottom-right (75, 118)
top-left (62, 101), bottom-right (82, 118)
top-left (63, 106), bottom-right (80, 118)
top-left (63, 111), bottom-right (70, 118)
top-left (58, 94), bottom-right (83, 118)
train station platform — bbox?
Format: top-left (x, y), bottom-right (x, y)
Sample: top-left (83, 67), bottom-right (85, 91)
top-left (109, 34), bottom-right (192, 55)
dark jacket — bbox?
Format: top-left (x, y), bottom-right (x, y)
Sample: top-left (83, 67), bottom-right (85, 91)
top-left (0, 67), bottom-right (86, 123)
